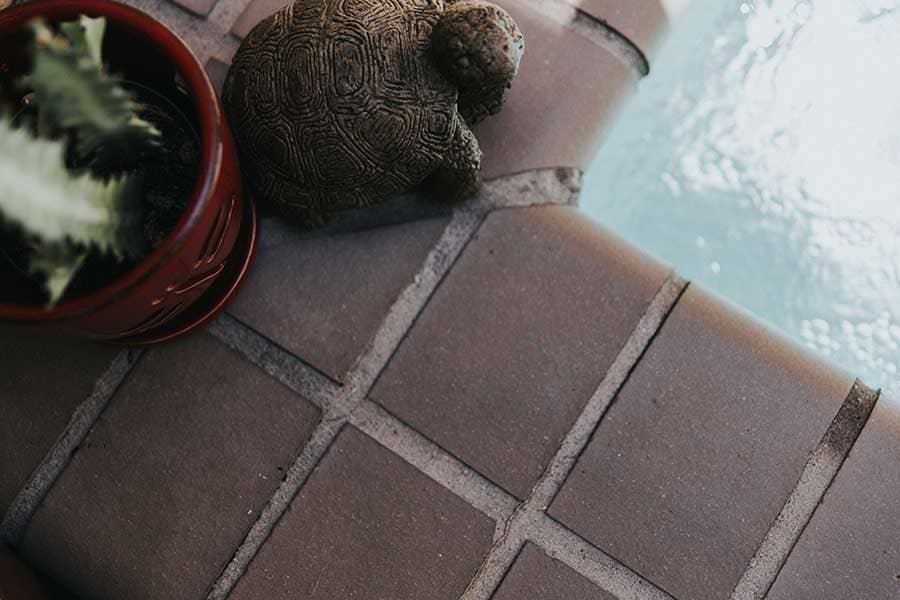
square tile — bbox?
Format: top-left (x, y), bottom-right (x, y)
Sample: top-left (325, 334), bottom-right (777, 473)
top-left (550, 285), bottom-right (855, 600)
top-left (0, 327), bottom-right (117, 513)
top-left (228, 217), bottom-right (449, 381)
top-left (767, 397), bottom-right (900, 600)
top-left (21, 333), bottom-right (320, 600)
top-left (372, 206), bottom-right (670, 498)
top-left (230, 426), bottom-right (495, 600)
top-left (493, 543), bottom-right (616, 600)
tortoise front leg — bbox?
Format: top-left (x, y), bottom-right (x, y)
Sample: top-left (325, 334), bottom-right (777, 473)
top-left (424, 116), bottom-right (482, 203)
top-left (431, 0), bottom-right (525, 125)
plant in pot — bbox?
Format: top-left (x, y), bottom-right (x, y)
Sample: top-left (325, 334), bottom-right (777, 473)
top-left (0, 0), bottom-right (256, 344)
top-left (3, 16), bottom-right (175, 306)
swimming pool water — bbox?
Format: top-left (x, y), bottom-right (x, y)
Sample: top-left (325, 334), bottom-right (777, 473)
top-left (583, 0), bottom-right (900, 397)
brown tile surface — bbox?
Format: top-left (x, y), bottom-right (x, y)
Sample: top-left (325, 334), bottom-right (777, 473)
top-left (372, 206), bottom-right (670, 498)
top-left (475, 0), bottom-right (635, 179)
top-left (493, 543), bottom-right (617, 600)
top-left (230, 426), bottom-right (494, 600)
top-left (0, 328), bottom-right (117, 514)
top-left (228, 216), bottom-right (449, 381)
top-left (767, 397), bottom-right (900, 600)
top-left (549, 285), bottom-right (855, 600)
top-left (231, 0), bottom-right (286, 39)
top-left (20, 333), bottom-right (320, 600)
top-left (575, 0), bottom-right (669, 57)
top-left (170, 0), bottom-right (217, 17)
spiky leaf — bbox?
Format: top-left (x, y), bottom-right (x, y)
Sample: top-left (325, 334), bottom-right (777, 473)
top-left (59, 16), bottom-right (106, 67)
top-left (28, 245), bottom-right (88, 307)
top-left (0, 117), bottom-right (143, 258)
top-left (29, 19), bottom-right (161, 167)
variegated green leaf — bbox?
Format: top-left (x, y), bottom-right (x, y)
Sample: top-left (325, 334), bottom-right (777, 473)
top-left (0, 118), bottom-right (143, 259)
top-left (29, 18), bottom-right (161, 166)
top-left (28, 245), bottom-right (88, 307)
top-left (59, 16), bottom-right (106, 68)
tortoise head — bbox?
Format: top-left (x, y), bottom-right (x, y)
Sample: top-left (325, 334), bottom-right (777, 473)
top-left (430, 1), bottom-right (525, 93)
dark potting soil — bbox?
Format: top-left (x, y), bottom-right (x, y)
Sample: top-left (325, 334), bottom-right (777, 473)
top-left (133, 83), bottom-right (202, 249)
top-left (0, 82), bottom-right (201, 307)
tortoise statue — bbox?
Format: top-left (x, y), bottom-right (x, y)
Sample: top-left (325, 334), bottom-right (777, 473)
top-left (222, 0), bottom-right (524, 226)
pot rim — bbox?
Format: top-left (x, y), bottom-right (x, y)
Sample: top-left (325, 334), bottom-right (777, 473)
top-left (0, 0), bottom-right (222, 321)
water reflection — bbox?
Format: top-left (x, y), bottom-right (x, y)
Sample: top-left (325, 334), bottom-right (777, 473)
top-left (584, 0), bottom-right (900, 395)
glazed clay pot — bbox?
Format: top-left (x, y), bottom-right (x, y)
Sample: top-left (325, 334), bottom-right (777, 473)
top-left (0, 0), bottom-right (256, 344)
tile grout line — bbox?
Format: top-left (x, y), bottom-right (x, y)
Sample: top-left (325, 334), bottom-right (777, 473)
top-left (531, 516), bottom-right (677, 600)
top-left (207, 169), bottom-right (584, 540)
top-left (459, 274), bottom-right (688, 600)
top-left (0, 348), bottom-right (144, 547)
top-left (206, 196), bottom-right (679, 600)
top-left (730, 380), bottom-right (880, 600)
top-left (205, 206), bottom-right (486, 600)
top-left (211, 316), bottom-right (518, 535)
top-left (527, 275), bottom-right (688, 509)
top-left (350, 398), bottom-right (520, 527)
top-left (205, 0), bottom-right (253, 53)
top-left (121, 0), bottom-right (233, 65)
top-left (337, 207), bottom-right (485, 404)
top-left (204, 417), bottom-right (344, 600)
top-left (209, 313), bottom-right (339, 409)
top-left (208, 212), bottom-right (688, 600)
top-left (476, 168), bottom-right (583, 211)
top-left (211, 287), bottom-right (681, 600)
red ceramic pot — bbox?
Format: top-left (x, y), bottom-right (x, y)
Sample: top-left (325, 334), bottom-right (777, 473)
top-left (0, 0), bottom-right (256, 344)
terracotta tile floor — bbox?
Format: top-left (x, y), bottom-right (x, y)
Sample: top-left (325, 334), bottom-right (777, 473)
top-left (1, 1), bottom-right (897, 599)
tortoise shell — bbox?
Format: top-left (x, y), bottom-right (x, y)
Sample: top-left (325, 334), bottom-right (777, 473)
top-left (223, 0), bottom-right (460, 223)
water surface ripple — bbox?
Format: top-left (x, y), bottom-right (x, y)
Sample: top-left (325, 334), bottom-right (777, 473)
top-left (584, 0), bottom-right (900, 396)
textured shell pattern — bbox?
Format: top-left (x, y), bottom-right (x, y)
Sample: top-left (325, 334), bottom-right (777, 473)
top-left (223, 0), bottom-right (460, 221)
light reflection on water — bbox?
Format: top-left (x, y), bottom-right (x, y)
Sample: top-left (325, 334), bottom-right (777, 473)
top-left (583, 0), bottom-right (900, 396)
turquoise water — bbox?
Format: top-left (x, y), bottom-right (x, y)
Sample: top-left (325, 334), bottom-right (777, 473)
top-left (584, 0), bottom-right (900, 396)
